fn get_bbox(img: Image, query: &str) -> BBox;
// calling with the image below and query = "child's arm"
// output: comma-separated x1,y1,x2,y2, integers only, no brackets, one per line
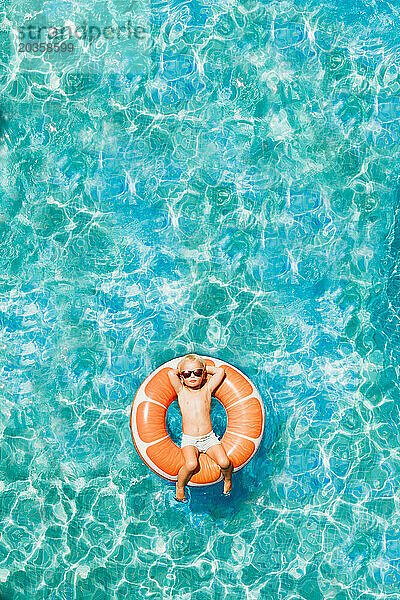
168,368,183,394
206,366,225,393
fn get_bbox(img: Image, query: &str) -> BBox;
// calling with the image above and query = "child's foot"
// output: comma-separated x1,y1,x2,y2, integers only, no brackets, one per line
175,487,186,502
223,479,232,495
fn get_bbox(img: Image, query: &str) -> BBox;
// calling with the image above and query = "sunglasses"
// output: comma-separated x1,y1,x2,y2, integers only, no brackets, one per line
180,369,204,379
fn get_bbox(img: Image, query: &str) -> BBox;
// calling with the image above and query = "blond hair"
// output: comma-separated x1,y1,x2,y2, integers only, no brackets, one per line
177,353,205,372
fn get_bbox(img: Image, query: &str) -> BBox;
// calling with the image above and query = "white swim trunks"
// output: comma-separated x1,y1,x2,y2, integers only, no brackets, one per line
181,430,221,453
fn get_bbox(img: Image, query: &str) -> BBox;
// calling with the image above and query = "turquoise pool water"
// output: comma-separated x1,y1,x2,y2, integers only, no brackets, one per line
1,0,400,598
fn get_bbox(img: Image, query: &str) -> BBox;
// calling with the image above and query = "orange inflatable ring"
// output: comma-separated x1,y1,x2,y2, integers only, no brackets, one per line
130,356,265,486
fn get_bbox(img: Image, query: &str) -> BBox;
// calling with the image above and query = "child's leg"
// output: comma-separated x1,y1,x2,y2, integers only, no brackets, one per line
205,444,233,494
176,445,200,501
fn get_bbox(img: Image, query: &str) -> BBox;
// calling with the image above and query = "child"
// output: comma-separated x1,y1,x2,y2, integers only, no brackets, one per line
168,354,233,501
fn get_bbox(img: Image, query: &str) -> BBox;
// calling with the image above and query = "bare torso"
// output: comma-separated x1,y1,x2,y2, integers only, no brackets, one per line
177,382,212,437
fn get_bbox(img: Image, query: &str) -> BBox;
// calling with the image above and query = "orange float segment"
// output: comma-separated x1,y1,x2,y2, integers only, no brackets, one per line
146,437,184,478
221,432,255,468
145,368,176,407
190,454,221,485
136,401,167,443
214,365,253,408
226,397,263,439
